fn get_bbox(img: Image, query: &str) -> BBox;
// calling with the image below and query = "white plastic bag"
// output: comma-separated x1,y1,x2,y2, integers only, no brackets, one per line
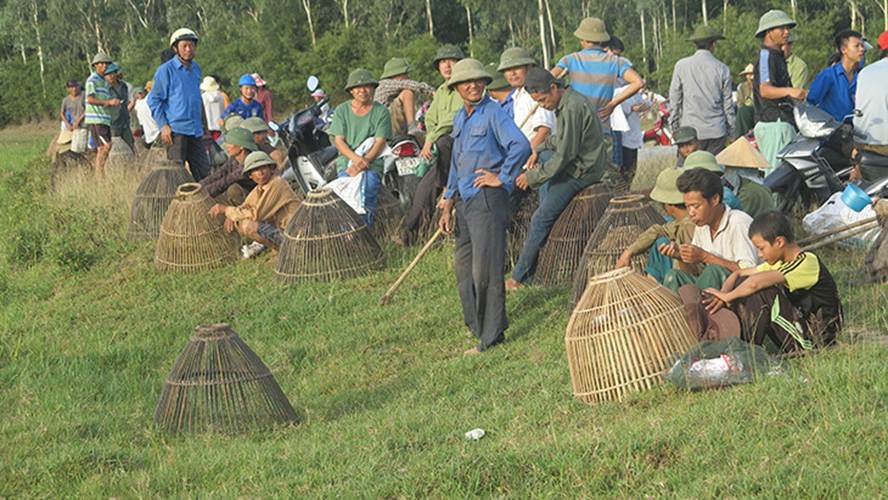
326,171,366,214
70,129,88,153
802,192,880,248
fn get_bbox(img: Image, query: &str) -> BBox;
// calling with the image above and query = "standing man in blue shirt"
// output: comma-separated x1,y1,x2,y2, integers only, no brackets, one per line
438,59,531,355
148,28,210,180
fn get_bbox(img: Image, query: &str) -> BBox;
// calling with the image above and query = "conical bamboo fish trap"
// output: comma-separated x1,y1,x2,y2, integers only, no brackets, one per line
572,194,665,303
861,219,888,284
508,190,540,266
154,183,239,272
140,146,168,172
371,186,405,242
566,268,697,404
128,160,194,240
154,323,298,433
106,137,136,174
274,187,385,283
534,183,613,287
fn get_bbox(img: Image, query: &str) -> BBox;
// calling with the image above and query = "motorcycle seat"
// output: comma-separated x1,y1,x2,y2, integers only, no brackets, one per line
310,144,339,167
859,150,888,167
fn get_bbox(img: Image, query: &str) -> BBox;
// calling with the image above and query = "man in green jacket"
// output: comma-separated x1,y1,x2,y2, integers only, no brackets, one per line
396,45,465,245
506,67,609,289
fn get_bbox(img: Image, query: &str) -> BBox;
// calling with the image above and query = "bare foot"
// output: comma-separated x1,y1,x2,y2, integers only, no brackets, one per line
505,278,523,291
463,347,481,356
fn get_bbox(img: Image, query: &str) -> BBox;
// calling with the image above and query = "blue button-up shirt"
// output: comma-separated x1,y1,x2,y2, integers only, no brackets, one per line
807,62,858,122
148,57,204,137
444,95,531,201
500,89,516,119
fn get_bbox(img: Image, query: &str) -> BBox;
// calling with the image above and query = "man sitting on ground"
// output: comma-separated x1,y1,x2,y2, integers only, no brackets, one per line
703,211,842,353
200,127,258,206
662,168,758,292
241,116,286,166
674,126,700,167
615,168,696,283
505,67,607,290
210,151,300,258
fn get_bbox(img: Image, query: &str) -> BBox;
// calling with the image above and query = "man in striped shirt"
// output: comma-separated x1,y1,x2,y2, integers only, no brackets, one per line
551,17,644,133
84,52,121,177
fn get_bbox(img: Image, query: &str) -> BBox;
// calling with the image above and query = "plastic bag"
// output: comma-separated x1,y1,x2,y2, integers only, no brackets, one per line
70,129,89,154
326,171,366,214
802,192,879,248
665,337,788,390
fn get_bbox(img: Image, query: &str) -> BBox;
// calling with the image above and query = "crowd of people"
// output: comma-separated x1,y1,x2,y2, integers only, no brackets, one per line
51,9,888,357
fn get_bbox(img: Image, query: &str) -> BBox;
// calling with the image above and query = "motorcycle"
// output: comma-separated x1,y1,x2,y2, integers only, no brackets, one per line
382,134,423,207
643,101,672,146
277,76,337,194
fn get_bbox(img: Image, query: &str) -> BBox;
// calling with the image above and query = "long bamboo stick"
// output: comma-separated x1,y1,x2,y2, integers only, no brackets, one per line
379,226,445,305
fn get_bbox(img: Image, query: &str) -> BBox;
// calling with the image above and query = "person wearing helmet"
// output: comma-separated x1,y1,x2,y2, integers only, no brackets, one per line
200,127,259,206
374,58,435,137
147,28,211,180
84,52,121,177
221,74,265,123
241,116,285,166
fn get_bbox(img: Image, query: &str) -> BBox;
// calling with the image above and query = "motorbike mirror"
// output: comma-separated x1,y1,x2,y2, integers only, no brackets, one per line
854,109,863,117
307,75,319,92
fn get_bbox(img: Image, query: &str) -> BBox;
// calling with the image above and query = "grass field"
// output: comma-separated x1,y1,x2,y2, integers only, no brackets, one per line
1,127,886,497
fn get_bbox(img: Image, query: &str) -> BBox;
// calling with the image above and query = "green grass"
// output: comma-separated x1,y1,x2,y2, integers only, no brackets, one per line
1,128,886,497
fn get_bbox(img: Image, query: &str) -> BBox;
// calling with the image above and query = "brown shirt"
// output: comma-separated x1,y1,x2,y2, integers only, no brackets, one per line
224,175,299,229
626,215,696,256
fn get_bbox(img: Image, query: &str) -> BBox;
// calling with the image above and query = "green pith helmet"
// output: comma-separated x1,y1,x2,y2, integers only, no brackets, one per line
756,10,796,38
446,58,492,90
223,114,244,134
574,17,610,43
242,151,276,174
683,151,724,174
345,68,379,91
497,47,536,72
91,52,112,65
381,57,411,79
650,168,685,205
673,126,698,145
433,45,465,67
241,117,270,134
223,127,258,151
486,63,510,91
688,24,725,43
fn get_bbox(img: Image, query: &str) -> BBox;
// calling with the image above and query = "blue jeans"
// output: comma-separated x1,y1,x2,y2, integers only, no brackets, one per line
611,130,623,168
511,174,592,283
337,169,382,227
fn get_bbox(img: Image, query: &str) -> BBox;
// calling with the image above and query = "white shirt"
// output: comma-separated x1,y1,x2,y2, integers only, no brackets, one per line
134,98,159,144
512,86,556,140
616,85,645,149
691,206,759,269
202,90,226,132
609,99,630,133
854,58,888,146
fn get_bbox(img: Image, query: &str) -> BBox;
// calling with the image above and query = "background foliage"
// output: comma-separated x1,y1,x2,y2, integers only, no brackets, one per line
0,0,881,125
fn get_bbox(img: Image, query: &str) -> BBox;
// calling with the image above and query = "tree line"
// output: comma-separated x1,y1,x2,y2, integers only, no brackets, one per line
0,0,883,126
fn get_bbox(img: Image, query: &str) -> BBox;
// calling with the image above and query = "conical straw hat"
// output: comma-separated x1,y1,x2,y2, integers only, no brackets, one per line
716,137,771,169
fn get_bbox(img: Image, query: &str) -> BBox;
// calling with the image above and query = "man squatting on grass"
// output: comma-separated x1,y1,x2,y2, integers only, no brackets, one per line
505,67,609,290
438,59,531,356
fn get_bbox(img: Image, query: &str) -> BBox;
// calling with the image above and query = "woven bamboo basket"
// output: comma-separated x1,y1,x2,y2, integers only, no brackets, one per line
154,183,239,272
565,268,697,404
106,137,136,174
371,186,405,242
128,161,194,240
274,187,385,283
154,323,298,433
862,219,888,284
139,146,168,172
534,183,613,287
508,190,540,266
572,194,665,303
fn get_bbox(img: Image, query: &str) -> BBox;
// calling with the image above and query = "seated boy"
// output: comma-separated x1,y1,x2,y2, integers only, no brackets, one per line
703,211,842,353
615,167,697,283
210,151,300,258
662,168,758,292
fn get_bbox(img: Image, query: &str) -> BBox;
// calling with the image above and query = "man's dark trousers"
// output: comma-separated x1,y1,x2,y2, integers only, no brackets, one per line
168,133,210,181
454,187,509,350
401,135,453,243
511,174,591,283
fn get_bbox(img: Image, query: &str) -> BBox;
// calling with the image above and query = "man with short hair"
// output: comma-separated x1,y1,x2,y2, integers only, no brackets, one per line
853,30,888,158
551,17,644,131
60,80,85,133
661,168,758,292
148,28,210,180
753,10,807,170
329,68,392,227
505,67,608,290
241,116,286,166
84,52,121,177
200,127,258,206
437,59,531,355
396,45,465,245
222,74,265,122
784,32,809,89
104,63,134,151
807,30,864,122
668,25,734,156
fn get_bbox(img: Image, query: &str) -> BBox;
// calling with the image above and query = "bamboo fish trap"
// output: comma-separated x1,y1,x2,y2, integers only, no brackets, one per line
508,190,540,266
861,217,888,284
153,323,298,433
128,160,193,240
154,183,239,272
565,268,697,404
534,183,613,287
139,146,168,172
274,187,385,283
371,186,405,242
572,194,665,304
106,136,136,171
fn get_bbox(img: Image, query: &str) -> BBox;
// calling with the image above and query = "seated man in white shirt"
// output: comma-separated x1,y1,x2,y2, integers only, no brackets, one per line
496,47,556,162
661,167,759,292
